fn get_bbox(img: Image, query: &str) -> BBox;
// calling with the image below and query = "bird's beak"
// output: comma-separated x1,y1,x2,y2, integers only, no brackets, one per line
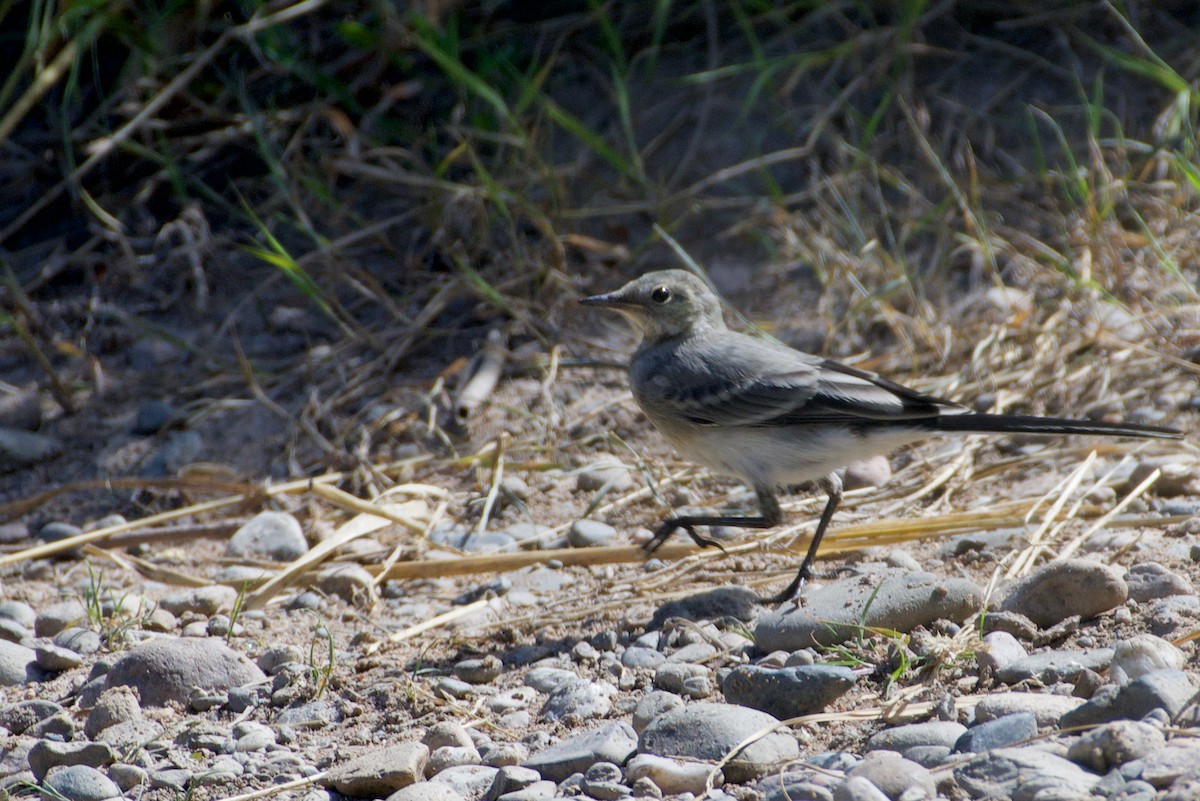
580,291,631,309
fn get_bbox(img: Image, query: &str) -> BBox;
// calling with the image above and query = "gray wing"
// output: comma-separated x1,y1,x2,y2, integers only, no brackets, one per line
648,335,964,428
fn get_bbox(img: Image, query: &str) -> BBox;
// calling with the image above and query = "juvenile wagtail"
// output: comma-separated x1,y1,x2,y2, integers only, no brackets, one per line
583,269,1182,602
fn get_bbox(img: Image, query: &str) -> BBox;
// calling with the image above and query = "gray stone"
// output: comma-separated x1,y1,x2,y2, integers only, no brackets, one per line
721,664,855,719
621,646,666,669
34,600,88,637
454,655,502,685
953,746,1098,800
973,693,1084,728
539,678,614,722
575,459,635,493
494,780,555,801
1125,562,1193,601
486,765,541,799
1141,740,1200,787
478,743,527,769
650,586,761,626
93,719,165,752
427,745,481,776
159,585,239,616
426,764,497,799
1146,594,1200,637
54,627,101,656
0,601,36,629
104,636,267,706
324,742,429,797
976,631,1027,677
523,666,577,693
954,713,1037,753
997,648,1113,685
0,640,39,686
845,751,934,800
844,455,892,491
42,765,120,801
108,763,148,793
524,721,638,782
1066,720,1166,772
999,559,1127,627
632,691,685,734
0,427,62,473
387,783,465,801
638,702,800,782
653,662,711,698
34,641,84,672
424,722,474,750
226,511,308,561
316,563,376,605
568,519,618,547
0,700,64,735
624,754,721,795
29,741,118,781
865,721,966,753
1061,669,1197,727
755,571,983,649
150,768,192,791
84,686,142,738
833,776,891,801
1111,634,1186,684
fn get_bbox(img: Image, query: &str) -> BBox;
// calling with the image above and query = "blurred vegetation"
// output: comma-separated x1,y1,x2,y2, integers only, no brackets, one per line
1,0,1198,424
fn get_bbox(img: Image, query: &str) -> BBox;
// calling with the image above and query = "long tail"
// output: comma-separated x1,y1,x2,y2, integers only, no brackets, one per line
930,413,1182,440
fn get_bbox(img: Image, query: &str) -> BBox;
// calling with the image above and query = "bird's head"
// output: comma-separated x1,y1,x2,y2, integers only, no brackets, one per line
581,269,725,342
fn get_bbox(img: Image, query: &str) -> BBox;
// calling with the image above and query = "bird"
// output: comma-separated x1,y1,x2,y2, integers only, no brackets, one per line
581,269,1183,602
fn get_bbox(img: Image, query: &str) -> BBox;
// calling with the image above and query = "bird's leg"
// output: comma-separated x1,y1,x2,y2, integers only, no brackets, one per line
770,472,843,603
644,485,782,554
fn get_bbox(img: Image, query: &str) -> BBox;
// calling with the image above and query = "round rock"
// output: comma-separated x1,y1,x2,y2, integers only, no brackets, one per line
721,664,855,719
638,702,800,782
42,765,121,801
756,571,983,649
105,636,267,707
226,511,308,561
999,558,1127,628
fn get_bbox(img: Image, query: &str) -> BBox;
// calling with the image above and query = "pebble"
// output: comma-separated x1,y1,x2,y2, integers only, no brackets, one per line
865,721,966,753
973,692,1084,728
34,641,85,672
845,751,935,800
843,455,892,491
998,558,1127,627
996,647,1113,685
953,746,1099,800
523,721,638,782
487,764,541,798
108,763,148,792
721,664,856,719
524,667,577,693
324,742,428,797
976,630,1027,677
28,741,118,781
1145,595,1200,637
104,636,267,707
0,699,63,735
0,639,39,686
1140,740,1200,787
1061,669,1197,727
94,718,165,751
226,511,309,561
639,702,800,782
649,586,760,626
478,742,527,768
568,519,618,547
428,765,497,798
625,753,720,795
0,600,36,629
632,691,686,734
0,427,63,473
426,745,483,776
653,662,712,698
455,655,502,684
84,686,141,738
316,564,376,605
539,678,615,722
54,627,101,656
574,459,636,493
41,764,121,801
1066,720,1166,772
34,600,88,637
387,783,465,801
1110,634,1186,684
954,712,1037,753
1124,562,1193,601
755,571,983,649
833,775,890,801
621,646,666,669
159,585,239,616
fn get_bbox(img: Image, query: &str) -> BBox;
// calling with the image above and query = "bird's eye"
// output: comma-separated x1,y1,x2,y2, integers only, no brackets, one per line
650,286,671,304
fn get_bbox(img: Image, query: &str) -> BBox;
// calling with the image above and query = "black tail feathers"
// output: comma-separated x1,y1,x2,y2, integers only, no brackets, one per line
931,412,1182,440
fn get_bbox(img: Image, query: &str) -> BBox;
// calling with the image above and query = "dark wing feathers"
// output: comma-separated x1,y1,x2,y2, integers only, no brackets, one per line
662,335,962,428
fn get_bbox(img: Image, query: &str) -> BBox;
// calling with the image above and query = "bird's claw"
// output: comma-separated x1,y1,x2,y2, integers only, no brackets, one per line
644,520,727,554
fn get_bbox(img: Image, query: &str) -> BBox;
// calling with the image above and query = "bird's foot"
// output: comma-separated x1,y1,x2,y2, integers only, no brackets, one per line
644,520,727,554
